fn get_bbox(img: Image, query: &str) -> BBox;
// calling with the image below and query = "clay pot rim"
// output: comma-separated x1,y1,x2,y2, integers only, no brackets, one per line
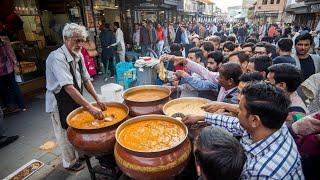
122,85,171,103
163,97,212,116
115,114,189,154
66,102,129,130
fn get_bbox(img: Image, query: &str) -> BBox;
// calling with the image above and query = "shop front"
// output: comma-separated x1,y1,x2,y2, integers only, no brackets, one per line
285,1,308,24
13,0,90,96
6,0,100,96
2,0,48,96
177,0,198,22
121,0,179,45
127,0,179,24
255,12,280,24
309,3,320,29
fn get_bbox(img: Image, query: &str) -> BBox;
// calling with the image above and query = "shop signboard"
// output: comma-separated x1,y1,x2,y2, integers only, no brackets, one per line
163,0,179,6
310,3,320,13
255,12,278,17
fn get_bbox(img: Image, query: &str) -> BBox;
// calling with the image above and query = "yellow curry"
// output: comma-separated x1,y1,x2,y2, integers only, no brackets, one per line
125,89,168,102
118,120,185,152
68,106,127,129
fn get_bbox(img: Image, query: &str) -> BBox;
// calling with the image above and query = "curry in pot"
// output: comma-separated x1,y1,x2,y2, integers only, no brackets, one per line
118,120,185,152
125,89,168,102
69,106,127,129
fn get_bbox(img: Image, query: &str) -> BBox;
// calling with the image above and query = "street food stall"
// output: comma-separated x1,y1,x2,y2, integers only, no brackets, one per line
65,84,211,180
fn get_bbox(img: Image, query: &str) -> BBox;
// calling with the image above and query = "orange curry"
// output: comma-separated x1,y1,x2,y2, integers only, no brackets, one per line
68,106,127,129
126,89,168,102
118,120,185,152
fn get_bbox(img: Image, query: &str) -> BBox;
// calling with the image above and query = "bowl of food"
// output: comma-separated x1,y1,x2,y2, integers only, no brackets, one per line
66,102,129,156
163,97,211,140
123,85,171,117
163,97,211,117
114,115,191,179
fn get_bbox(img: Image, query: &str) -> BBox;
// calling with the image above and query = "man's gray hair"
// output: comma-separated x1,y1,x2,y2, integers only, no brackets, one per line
62,23,88,41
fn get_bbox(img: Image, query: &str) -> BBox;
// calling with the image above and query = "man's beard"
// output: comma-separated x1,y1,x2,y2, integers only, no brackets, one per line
296,50,307,56
72,48,81,56
207,67,217,72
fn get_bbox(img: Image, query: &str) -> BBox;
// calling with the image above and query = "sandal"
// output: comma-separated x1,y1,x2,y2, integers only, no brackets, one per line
66,161,85,171
3,108,21,115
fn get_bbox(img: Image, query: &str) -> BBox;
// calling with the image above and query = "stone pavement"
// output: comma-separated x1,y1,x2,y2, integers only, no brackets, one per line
0,75,115,179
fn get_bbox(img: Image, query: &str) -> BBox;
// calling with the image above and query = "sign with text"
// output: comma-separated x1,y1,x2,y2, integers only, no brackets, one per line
310,3,320,13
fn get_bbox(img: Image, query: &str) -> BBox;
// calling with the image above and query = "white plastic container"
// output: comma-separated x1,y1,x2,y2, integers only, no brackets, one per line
100,83,124,103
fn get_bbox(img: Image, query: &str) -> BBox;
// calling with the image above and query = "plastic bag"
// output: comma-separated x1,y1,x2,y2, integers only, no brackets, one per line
159,61,166,81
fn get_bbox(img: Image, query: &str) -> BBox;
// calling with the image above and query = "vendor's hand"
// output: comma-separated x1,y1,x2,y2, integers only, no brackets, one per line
172,58,187,66
201,102,227,113
163,85,176,93
182,115,204,125
159,54,175,62
215,109,226,114
159,55,166,62
96,100,106,111
88,105,104,120
175,70,189,78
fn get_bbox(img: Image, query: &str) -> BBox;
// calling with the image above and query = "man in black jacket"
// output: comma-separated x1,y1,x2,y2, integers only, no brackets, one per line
99,23,115,80
174,22,182,44
140,20,151,56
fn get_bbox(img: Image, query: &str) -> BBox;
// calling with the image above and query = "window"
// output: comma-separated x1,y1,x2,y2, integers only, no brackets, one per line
270,0,274,4
276,0,280,4
262,0,268,5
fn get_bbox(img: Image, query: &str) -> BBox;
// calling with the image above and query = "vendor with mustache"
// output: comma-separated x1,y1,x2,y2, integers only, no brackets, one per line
45,23,105,171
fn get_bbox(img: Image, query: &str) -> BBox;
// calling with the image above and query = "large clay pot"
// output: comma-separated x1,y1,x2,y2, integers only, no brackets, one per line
123,85,171,117
114,115,191,180
66,102,129,156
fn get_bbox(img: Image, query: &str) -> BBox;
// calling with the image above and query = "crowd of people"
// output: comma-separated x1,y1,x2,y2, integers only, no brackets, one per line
2,15,320,179
130,20,320,57
42,20,320,179
151,20,320,180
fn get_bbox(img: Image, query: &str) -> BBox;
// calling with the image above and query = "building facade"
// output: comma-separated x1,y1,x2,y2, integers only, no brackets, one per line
254,0,287,24
227,6,242,21
302,0,320,29
242,0,255,22
285,0,320,29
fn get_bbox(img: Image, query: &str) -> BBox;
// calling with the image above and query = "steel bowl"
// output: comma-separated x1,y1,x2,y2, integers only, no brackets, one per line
163,97,211,117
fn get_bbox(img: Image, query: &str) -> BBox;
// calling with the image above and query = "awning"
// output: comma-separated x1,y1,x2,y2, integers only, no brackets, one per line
285,2,308,14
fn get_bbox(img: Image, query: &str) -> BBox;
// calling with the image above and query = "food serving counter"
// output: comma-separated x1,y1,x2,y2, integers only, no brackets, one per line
66,85,211,180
